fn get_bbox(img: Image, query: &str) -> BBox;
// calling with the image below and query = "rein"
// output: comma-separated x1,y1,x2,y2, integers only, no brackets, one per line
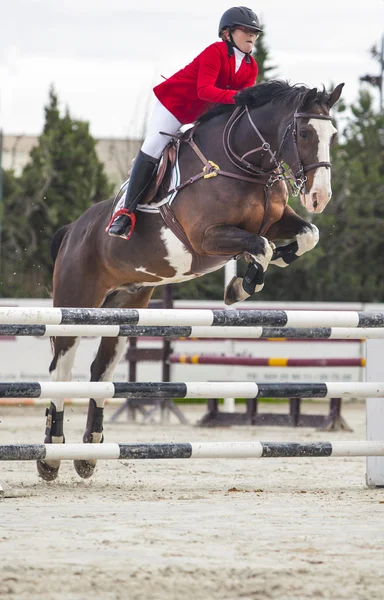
222,106,275,184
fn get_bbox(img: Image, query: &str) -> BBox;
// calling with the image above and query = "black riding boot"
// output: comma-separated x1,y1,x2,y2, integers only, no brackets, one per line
107,150,159,239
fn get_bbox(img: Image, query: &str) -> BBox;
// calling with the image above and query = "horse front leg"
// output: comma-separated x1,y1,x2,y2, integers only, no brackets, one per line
267,204,319,268
200,225,274,305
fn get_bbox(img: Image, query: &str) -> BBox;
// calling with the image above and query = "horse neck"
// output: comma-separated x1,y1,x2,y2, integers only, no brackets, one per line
193,117,229,163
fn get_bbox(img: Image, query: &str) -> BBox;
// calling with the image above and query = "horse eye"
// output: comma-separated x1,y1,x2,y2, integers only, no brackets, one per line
299,130,308,140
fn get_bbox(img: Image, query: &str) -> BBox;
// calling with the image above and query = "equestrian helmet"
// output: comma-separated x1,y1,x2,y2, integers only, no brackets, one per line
218,6,262,36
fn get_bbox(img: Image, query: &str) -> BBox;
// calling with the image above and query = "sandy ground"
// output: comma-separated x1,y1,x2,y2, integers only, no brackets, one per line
0,401,384,600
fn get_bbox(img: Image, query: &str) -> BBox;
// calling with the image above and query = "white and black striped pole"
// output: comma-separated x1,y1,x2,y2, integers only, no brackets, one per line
2,324,384,339
366,338,384,487
1,381,384,399
223,260,237,413
1,307,384,327
3,324,384,338
1,441,384,461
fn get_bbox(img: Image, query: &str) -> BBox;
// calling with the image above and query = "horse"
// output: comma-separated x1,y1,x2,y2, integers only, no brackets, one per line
37,79,344,481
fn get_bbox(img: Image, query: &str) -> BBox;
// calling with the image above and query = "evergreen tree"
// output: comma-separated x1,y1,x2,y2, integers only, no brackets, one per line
0,86,113,298
360,39,384,113
0,169,23,295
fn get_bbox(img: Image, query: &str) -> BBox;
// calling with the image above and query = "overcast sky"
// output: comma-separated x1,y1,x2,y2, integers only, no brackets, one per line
1,0,383,138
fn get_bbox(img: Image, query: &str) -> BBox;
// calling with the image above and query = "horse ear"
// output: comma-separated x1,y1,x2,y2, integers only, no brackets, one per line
327,83,345,108
299,88,318,112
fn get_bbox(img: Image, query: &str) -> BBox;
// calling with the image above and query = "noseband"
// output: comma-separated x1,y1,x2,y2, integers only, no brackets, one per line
223,105,334,196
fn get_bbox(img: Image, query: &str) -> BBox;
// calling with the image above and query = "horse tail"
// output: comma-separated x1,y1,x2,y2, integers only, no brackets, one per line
49,225,71,340
51,224,71,268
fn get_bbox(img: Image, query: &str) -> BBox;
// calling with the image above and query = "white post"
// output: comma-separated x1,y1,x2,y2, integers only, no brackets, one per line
366,338,384,486
223,261,237,413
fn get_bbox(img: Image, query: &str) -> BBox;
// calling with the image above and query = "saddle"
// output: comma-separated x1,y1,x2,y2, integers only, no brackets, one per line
140,142,178,206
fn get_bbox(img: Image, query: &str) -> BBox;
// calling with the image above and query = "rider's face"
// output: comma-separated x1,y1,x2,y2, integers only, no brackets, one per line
229,27,258,53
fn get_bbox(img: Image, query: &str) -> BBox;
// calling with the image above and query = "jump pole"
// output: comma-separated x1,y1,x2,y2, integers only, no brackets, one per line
169,355,366,367
1,381,384,399
2,324,384,339
2,307,384,327
1,441,384,461
0,398,126,407
366,338,384,486
223,260,237,412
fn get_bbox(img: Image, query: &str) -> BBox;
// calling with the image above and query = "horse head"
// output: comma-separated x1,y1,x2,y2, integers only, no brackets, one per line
278,83,344,214
225,81,344,214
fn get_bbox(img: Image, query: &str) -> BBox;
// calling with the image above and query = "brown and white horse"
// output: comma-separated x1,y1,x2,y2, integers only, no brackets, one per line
38,80,343,481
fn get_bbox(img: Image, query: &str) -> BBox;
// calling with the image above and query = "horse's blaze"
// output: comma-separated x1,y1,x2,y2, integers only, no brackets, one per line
301,118,337,214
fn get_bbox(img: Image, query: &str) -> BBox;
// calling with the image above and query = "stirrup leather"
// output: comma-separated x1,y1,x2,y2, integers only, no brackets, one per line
106,208,137,240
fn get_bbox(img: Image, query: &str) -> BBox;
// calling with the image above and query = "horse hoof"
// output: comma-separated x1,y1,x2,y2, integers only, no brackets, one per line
224,293,237,306
74,433,104,479
224,276,249,305
36,459,60,481
224,275,240,305
73,459,96,479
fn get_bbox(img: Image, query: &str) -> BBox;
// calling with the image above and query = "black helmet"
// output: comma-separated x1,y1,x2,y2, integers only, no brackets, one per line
218,6,262,36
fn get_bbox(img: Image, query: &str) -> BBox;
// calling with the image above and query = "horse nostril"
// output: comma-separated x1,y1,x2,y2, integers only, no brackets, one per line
312,193,318,209
313,200,318,209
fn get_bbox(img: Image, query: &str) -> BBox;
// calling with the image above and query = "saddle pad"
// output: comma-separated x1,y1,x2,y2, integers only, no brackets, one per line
111,148,181,218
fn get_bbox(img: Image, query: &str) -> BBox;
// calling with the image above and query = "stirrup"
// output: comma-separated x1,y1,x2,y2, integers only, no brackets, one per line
106,209,137,240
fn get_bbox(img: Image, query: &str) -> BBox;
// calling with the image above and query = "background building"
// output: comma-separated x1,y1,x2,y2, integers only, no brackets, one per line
2,134,142,188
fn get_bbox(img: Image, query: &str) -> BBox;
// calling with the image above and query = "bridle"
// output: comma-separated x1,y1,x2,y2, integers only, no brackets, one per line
158,101,334,202
223,105,334,196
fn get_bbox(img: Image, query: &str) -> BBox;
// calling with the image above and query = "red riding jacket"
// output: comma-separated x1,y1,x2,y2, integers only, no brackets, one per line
153,41,258,124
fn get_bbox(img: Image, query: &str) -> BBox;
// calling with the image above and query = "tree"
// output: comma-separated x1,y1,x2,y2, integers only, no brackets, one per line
360,37,384,114
0,168,23,295
0,86,113,298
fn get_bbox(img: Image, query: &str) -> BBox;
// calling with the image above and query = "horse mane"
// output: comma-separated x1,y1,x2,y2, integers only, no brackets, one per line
198,80,330,125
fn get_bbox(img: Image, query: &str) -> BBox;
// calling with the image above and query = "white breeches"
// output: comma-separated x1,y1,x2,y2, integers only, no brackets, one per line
141,99,182,159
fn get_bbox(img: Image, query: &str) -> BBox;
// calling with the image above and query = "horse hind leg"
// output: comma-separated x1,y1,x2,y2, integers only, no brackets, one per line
73,336,127,479
73,287,155,479
37,250,109,481
37,336,80,481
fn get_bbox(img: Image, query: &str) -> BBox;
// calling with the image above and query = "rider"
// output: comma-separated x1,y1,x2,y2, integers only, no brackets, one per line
107,6,262,240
